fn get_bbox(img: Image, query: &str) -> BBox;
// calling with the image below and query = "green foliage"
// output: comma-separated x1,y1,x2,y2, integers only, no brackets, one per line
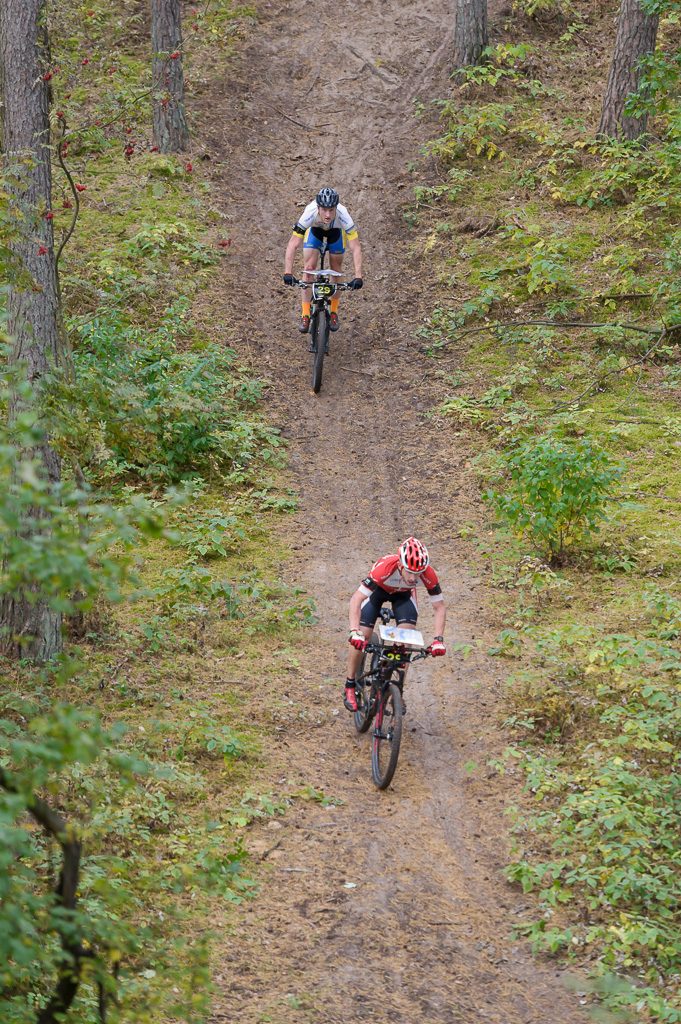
48,305,282,484
512,0,569,17
508,754,681,962
485,435,623,560
172,703,248,763
642,585,681,640
0,699,252,1022
425,102,514,162
0,356,168,622
488,627,523,657
172,506,249,559
455,43,550,98
416,5,681,1017
412,168,473,207
504,619,681,1021
481,224,579,297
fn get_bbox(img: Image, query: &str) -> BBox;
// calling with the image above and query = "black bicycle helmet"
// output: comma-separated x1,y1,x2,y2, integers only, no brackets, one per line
316,186,340,208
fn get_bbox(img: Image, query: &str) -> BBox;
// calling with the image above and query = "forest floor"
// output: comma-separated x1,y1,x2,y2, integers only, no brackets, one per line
190,1,594,1021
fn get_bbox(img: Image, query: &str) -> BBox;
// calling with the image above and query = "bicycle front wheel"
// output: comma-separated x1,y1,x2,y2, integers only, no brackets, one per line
311,310,328,394
371,682,403,790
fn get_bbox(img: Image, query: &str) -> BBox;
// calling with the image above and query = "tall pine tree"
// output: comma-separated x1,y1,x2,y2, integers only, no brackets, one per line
151,0,190,152
599,0,659,139
0,0,64,660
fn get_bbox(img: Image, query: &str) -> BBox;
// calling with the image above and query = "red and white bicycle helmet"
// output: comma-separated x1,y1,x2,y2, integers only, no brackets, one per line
398,536,430,574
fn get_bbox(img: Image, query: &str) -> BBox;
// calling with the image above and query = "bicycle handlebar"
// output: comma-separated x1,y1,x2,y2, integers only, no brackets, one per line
365,643,431,661
294,278,352,290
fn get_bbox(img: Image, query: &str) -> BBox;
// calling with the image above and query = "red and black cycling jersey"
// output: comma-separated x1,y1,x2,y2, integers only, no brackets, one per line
358,554,443,603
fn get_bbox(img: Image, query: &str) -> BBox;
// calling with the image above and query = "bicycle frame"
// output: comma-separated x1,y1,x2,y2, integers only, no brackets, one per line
294,247,350,393
356,612,428,722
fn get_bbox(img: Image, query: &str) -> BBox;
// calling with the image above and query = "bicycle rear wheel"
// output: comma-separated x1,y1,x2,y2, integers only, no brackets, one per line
353,635,379,734
371,682,403,790
311,309,327,394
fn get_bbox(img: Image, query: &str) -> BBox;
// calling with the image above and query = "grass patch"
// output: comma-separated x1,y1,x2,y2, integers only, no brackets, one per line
411,2,681,1019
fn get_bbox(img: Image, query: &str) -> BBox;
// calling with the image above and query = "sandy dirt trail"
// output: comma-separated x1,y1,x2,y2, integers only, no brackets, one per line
196,1,591,1021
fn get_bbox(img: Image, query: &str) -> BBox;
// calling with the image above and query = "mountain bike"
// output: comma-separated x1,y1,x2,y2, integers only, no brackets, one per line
293,249,351,393
351,609,431,790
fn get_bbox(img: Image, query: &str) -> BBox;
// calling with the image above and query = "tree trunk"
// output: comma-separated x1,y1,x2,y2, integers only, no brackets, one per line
598,0,659,139
453,0,488,68
0,0,63,661
151,0,190,153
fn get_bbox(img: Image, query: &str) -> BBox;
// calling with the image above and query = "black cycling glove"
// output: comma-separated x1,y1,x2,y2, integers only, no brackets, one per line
283,274,296,286
348,277,364,290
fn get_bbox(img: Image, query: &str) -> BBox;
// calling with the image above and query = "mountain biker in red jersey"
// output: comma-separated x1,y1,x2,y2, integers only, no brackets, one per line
283,186,363,335
343,537,447,711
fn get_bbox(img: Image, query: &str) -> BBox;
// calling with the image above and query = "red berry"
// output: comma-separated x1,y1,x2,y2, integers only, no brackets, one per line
56,110,65,119
75,183,87,192
217,239,231,248
45,211,54,220
150,145,159,152
170,51,180,59
81,58,90,65
63,200,73,209
42,71,53,81
37,245,48,255
184,161,193,172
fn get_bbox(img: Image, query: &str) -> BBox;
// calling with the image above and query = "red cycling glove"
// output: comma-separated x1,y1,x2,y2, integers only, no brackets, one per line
349,630,367,651
429,637,446,657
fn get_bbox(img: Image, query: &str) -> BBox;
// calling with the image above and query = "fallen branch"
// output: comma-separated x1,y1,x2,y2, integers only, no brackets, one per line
272,106,332,131
438,318,680,348
347,45,398,84
596,292,654,301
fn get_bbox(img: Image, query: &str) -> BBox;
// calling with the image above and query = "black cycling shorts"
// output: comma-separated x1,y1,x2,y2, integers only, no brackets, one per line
359,587,418,628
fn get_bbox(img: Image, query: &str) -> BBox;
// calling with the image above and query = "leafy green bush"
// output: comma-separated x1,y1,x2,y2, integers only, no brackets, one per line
485,435,623,560
480,225,579,298
412,168,473,207
49,304,282,484
0,699,251,1023
505,625,681,1022
0,362,169,631
172,506,249,559
455,43,550,98
425,102,514,161
173,703,247,763
511,0,569,18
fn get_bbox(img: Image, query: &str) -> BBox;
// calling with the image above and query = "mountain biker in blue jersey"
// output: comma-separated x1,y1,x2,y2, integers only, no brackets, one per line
283,187,364,334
